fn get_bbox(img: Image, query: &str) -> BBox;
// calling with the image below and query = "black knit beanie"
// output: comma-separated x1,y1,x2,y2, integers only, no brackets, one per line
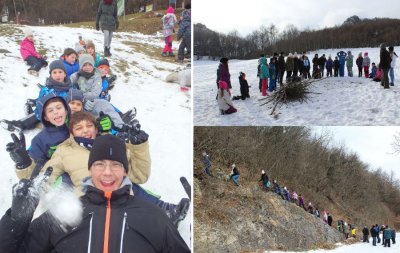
49,60,67,74
88,135,128,172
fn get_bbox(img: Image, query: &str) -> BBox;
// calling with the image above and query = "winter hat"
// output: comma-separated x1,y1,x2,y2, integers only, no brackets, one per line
88,134,129,172
231,163,236,168
364,52,368,56
63,48,77,57
66,89,85,104
49,60,67,74
202,152,207,156
86,40,96,50
262,170,265,174
24,27,33,37
388,46,394,52
380,43,386,49
167,6,174,13
218,80,228,90
289,53,293,57
79,54,95,69
98,58,110,67
74,44,85,54
220,57,229,63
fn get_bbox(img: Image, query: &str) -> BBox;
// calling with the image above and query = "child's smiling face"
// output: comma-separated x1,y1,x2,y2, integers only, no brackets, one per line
65,53,77,65
44,99,67,127
51,69,66,82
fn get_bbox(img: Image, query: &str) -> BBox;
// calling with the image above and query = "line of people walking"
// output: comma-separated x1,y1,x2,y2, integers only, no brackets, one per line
362,224,396,247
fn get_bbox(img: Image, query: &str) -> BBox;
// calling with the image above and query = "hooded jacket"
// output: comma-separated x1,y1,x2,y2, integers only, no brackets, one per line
20,38,41,61
96,0,118,32
177,9,191,40
0,177,189,253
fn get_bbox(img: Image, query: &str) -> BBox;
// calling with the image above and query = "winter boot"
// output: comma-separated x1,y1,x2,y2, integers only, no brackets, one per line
104,47,109,57
161,52,168,57
168,52,175,57
163,198,190,227
0,119,24,132
28,69,39,77
107,47,112,57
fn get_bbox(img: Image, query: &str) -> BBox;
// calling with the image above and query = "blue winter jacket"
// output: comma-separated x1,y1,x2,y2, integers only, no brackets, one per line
177,9,191,40
29,93,70,162
62,59,79,77
384,228,391,239
326,59,333,70
260,57,269,79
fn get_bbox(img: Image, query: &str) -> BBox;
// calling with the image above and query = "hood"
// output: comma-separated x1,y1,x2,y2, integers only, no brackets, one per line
36,92,71,127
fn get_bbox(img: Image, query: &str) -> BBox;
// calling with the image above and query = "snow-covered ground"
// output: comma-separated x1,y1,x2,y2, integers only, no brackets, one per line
194,47,400,125
267,234,399,252
0,24,191,246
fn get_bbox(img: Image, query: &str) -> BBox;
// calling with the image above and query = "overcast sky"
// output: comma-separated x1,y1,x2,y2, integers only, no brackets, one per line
194,0,400,36
312,127,400,181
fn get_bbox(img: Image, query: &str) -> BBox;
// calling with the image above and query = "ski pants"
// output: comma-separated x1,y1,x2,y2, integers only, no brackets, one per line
26,56,48,71
204,165,212,176
103,30,113,48
389,67,395,84
384,239,391,247
178,35,191,60
232,175,239,185
372,236,376,246
364,66,369,78
381,68,390,88
347,66,353,77
163,35,173,53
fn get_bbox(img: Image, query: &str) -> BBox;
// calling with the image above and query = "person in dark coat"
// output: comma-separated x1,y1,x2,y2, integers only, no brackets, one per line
217,57,231,89
259,170,269,191
277,52,286,85
302,53,311,79
327,212,333,226
202,151,212,176
384,225,391,247
380,43,392,89
177,4,191,62
356,52,363,77
96,0,119,57
298,194,305,210
370,225,377,246
0,135,190,253
238,72,250,100
362,226,370,242
326,55,333,77
312,54,320,78
333,56,340,77
318,54,327,77
391,228,396,244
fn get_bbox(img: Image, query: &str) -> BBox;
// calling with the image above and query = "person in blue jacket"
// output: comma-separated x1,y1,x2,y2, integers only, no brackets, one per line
230,163,240,186
61,48,79,77
337,51,347,77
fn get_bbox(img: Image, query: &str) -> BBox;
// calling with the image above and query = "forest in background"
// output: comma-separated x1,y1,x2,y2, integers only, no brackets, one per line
194,16,400,59
0,0,190,24
194,127,400,228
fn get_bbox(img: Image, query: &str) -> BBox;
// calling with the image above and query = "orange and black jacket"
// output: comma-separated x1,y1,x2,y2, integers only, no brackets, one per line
0,181,190,253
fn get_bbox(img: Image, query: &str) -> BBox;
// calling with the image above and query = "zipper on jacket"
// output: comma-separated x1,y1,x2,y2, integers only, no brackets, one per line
119,212,127,253
87,212,94,253
103,191,112,253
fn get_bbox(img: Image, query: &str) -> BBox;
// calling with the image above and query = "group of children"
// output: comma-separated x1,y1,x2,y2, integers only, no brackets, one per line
161,4,191,62
2,27,190,227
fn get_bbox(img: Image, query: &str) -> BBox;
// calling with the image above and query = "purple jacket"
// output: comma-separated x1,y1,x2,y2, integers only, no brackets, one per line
20,38,42,61
217,63,231,88
299,196,305,206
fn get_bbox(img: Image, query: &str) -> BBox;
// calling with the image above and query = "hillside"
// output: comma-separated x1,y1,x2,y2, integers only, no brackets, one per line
194,173,344,252
194,17,400,59
0,23,191,246
194,127,400,251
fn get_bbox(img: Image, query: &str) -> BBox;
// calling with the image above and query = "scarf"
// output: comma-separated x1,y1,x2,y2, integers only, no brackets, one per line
74,137,94,150
45,77,72,92
77,70,95,79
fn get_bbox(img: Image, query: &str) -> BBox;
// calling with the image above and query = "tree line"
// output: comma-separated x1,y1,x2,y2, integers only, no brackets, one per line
194,16,400,60
194,127,400,228
0,0,190,24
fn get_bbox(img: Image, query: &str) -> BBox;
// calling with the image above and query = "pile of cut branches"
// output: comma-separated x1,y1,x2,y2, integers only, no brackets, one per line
259,78,324,115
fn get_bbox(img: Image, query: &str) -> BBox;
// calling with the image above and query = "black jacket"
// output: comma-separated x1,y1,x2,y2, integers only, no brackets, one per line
362,227,369,236
380,49,392,69
239,76,249,96
0,181,190,253
278,55,286,71
259,174,268,184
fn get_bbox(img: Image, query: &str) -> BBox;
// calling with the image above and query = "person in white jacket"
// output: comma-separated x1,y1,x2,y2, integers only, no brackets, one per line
389,46,398,86
217,80,237,115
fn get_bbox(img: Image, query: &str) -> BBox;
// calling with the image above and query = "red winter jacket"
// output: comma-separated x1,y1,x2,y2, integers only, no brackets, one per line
20,38,41,61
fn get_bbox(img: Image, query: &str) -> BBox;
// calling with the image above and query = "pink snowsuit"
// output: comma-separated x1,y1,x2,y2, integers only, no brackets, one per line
20,37,41,61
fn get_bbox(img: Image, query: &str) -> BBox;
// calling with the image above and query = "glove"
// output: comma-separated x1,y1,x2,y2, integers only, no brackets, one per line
10,167,53,222
6,132,32,169
96,111,114,132
84,99,95,111
96,23,100,31
129,130,149,145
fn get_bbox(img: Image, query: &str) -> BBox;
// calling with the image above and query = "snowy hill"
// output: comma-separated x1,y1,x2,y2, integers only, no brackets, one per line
0,24,191,246
194,47,400,126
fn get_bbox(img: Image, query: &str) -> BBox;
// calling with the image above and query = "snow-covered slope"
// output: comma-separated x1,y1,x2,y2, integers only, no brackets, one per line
0,24,191,246
194,47,400,126
267,234,399,252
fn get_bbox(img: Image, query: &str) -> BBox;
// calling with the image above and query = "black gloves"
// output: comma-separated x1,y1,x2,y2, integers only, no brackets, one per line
10,167,53,222
96,111,114,133
6,132,32,169
117,124,149,145
96,23,100,31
